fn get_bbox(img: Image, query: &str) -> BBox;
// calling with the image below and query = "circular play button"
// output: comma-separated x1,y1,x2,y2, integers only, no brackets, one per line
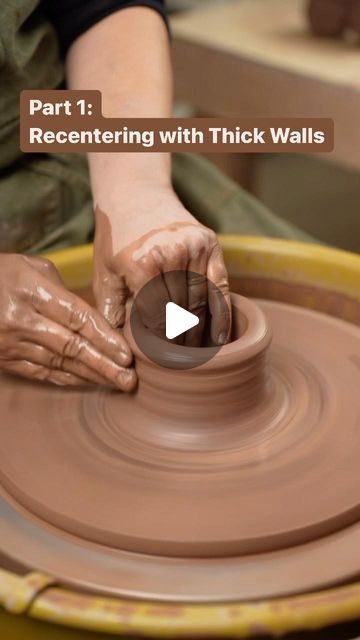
129,270,230,370
165,302,200,340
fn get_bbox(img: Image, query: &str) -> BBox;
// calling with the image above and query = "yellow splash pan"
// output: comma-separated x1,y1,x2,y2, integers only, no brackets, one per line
0,236,359,638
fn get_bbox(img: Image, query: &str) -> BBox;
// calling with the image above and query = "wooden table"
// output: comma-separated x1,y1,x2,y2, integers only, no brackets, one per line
171,0,360,171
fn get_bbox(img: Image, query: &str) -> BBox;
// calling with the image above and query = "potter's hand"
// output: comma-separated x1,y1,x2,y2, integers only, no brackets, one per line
0,254,136,390
93,189,231,346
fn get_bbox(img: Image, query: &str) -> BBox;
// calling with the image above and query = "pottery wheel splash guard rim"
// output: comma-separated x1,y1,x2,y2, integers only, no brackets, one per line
1,493,360,603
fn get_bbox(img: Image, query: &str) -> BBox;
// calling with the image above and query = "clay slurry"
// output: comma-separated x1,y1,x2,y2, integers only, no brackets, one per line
129,270,230,369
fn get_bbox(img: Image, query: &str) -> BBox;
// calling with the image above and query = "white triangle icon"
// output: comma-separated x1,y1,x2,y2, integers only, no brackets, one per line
165,302,199,340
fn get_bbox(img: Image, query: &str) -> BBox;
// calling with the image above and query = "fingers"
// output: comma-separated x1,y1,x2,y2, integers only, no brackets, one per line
25,256,64,286
136,273,170,339
184,271,208,347
207,244,231,346
94,271,128,329
185,241,208,347
163,270,188,310
19,342,112,387
163,270,188,345
2,360,89,387
160,244,188,309
138,248,188,341
31,280,133,369
28,314,137,392
133,253,171,339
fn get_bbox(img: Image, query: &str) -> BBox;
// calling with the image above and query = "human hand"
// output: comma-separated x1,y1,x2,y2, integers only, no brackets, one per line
93,187,231,346
0,254,137,390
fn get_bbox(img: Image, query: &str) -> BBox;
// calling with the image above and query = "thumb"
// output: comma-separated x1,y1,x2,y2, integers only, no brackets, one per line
94,270,128,329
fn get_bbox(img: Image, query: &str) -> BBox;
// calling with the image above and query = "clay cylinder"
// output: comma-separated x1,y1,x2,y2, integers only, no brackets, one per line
125,294,272,449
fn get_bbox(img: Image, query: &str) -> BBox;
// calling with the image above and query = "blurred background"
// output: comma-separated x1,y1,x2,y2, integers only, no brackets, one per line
168,0,360,253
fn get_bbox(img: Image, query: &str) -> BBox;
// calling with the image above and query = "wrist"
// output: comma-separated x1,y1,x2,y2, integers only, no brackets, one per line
94,187,198,255
98,184,191,221
89,151,172,199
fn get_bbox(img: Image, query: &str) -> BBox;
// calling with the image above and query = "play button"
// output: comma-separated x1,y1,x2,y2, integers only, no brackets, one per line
165,302,199,340
128,270,230,370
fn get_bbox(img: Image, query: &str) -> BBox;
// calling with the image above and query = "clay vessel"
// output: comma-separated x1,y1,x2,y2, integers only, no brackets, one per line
123,293,272,450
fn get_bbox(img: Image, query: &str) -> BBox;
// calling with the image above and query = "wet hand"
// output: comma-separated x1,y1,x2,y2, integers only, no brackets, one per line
0,254,137,390
93,188,231,346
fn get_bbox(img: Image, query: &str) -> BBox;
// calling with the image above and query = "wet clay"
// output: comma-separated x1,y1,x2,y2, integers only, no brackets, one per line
0,292,359,602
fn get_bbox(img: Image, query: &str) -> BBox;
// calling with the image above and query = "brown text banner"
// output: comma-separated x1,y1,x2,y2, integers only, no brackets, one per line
20,90,334,154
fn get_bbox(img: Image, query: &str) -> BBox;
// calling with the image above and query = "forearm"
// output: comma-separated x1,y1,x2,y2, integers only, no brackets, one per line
66,6,173,207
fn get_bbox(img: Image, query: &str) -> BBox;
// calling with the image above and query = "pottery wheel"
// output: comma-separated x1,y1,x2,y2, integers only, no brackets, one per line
0,297,359,601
